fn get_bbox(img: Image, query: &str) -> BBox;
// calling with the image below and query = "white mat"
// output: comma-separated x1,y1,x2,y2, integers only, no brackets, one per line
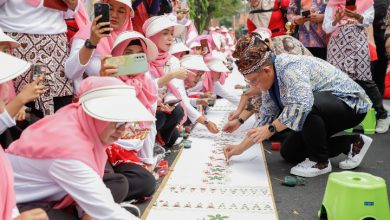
145,98,278,220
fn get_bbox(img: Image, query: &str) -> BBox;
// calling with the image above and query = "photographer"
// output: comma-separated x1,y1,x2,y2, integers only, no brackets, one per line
287,0,328,60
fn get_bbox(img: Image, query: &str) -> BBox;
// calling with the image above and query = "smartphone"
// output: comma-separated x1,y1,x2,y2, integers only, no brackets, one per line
346,0,356,6
30,63,44,82
164,99,182,106
94,3,110,35
106,53,148,76
200,39,210,54
301,10,310,18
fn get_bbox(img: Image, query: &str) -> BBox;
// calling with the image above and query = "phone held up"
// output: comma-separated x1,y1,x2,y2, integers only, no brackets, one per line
301,10,310,18
94,3,110,34
200,39,210,55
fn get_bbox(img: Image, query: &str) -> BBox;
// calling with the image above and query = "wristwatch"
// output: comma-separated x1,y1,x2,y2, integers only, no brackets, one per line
238,118,245,125
268,123,277,135
204,120,209,125
84,39,97,49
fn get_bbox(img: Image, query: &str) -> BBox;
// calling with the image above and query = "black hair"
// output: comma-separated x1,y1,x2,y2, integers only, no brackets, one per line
127,39,142,47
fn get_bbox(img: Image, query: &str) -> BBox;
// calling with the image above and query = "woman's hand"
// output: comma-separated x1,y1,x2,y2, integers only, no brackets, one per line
333,7,345,26
196,98,209,106
14,208,48,220
206,121,219,134
228,111,240,121
15,107,26,121
223,144,245,160
99,56,118,76
171,68,196,80
246,125,272,143
17,76,45,104
309,13,324,23
159,103,174,113
344,9,363,23
293,16,309,25
222,119,241,133
90,15,113,46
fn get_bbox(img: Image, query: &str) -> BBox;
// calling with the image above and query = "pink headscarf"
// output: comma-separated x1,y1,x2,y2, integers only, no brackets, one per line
148,34,188,124
0,148,15,220
72,0,134,56
6,77,125,208
0,82,15,105
202,71,227,93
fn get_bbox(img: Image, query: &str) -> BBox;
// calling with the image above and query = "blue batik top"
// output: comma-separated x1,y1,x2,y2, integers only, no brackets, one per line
258,54,372,131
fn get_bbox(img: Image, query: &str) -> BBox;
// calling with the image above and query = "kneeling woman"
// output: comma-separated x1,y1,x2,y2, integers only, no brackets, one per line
225,34,373,178
6,77,154,219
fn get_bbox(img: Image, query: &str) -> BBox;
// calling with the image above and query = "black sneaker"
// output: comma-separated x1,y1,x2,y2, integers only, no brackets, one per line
120,202,141,217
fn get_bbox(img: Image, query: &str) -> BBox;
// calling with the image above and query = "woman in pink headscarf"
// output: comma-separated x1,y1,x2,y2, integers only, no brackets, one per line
143,15,219,147
65,0,134,92
100,31,158,201
5,76,154,220
323,0,390,134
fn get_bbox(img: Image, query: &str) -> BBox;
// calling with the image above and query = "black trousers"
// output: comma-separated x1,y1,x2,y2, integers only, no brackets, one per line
26,95,74,119
372,27,387,95
156,105,185,147
114,163,156,201
307,47,327,61
280,92,366,163
356,80,388,119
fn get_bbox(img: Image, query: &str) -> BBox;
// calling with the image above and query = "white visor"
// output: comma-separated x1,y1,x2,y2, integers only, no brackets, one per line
143,15,185,38
180,55,209,72
111,31,158,62
205,57,229,73
169,42,190,55
0,52,30,84
79,85,155,122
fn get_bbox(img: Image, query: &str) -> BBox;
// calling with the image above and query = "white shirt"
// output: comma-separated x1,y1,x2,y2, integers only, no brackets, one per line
0,0,77,34
65,38,102,93
163,56,202,123
322,5,374,34
6,154,139,220
0,109,15,134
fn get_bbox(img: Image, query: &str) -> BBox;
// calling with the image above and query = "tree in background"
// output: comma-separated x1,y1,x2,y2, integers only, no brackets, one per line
187,0,242,33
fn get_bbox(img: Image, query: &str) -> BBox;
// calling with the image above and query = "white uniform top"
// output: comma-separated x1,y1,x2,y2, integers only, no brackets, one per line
6,155,139,220
147,56,202,123
0,0,77,34
0,109,15,134
65,38,102,93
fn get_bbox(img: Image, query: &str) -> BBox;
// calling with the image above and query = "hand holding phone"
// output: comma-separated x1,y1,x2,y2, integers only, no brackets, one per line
94,3,110,35
105,54,148,76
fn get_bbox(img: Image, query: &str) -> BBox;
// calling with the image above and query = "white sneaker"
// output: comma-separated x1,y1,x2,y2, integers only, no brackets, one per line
339,134,372,170
376,117,390,133
120,201,141,217
290,158,332,177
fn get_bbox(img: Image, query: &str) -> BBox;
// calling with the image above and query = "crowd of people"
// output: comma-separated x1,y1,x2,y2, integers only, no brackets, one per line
1,0,390,219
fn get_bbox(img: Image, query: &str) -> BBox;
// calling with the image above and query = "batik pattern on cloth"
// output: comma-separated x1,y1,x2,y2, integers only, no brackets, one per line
327,24,372,81
7,32,73,116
